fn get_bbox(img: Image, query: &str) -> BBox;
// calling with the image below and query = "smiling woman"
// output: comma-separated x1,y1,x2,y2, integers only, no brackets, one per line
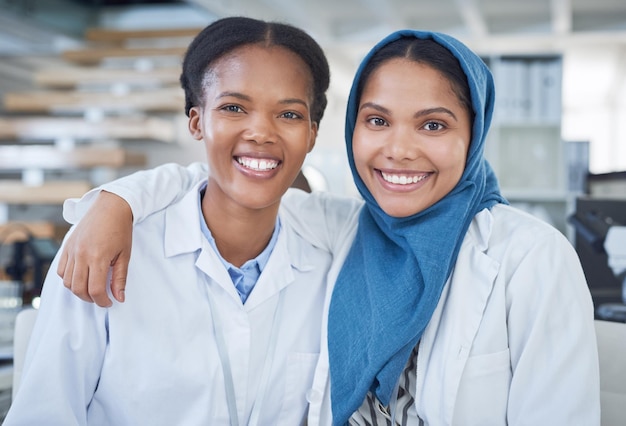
3,16,346,426
353,59,471,217
325,30,599,426
186,44,318,265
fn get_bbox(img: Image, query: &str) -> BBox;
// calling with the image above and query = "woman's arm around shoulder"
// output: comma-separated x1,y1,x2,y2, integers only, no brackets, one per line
280,188,363,253
63,162,207,225
58,162,207,307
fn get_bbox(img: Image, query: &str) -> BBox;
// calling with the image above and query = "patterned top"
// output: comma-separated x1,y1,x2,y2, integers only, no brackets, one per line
349,345,423,426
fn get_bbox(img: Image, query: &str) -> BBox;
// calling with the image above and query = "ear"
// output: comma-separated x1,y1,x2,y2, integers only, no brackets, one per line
188,107,203,140
307,122,318,153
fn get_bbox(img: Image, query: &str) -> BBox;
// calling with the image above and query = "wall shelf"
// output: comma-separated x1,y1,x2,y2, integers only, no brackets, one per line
0,116,176,143
483,54,575,236
0,181,92,205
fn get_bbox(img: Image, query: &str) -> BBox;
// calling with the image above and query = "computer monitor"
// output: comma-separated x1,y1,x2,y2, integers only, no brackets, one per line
570,197,626,317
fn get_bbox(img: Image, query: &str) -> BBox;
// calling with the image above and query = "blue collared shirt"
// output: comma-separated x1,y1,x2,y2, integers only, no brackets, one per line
198,184,280,303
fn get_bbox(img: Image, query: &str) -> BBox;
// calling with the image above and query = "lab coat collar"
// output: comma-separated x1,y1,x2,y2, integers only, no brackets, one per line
463,207,494,253
162,180,314,310
163,180,239,302
241,214,315,311
164,180,206,257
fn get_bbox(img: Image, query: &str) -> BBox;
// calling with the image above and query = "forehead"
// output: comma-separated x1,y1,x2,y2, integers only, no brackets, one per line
220,44,308,68
363,58,455,100
204,44,313,94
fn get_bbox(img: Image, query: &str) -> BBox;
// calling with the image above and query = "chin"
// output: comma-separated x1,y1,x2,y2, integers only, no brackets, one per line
378,203,418,218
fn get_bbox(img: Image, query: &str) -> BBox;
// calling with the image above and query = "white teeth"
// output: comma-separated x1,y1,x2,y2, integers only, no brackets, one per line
381,172,427,185
237,157,278,171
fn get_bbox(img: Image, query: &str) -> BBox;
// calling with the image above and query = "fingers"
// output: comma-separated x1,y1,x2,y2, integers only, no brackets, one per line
58,230,77,291
57,228,114,307
58,232,92,303
70,260,96,303
56,190,133,306
109,252,129,303
86,261,113,308
57,242,69,283
65,249,114,307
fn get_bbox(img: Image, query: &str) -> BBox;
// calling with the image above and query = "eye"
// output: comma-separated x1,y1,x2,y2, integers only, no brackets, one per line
221,104,244,113
280,111,303,120
422,121,445,131
367,117,388,127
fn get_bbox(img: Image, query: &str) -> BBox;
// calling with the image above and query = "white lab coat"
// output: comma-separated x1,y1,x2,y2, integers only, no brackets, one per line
282,191,600,426
5,179,360,426
49,163,600,425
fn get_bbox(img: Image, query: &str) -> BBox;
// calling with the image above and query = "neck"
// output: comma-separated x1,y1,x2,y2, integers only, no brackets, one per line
201,192,279,268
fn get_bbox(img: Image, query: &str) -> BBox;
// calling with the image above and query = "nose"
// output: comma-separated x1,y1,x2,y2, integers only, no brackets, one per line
382,126,420,161
243,113,277,144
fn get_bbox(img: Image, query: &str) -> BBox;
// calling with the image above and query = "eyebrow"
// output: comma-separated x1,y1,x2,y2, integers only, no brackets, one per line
217,91,308,109
279,98,309,109
216,91,251,102
359,102,391,115
359,102,458,121
416,107,458,121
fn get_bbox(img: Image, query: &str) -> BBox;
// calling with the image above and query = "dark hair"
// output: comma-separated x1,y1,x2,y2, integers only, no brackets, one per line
180,16,330,127
356,37,473,120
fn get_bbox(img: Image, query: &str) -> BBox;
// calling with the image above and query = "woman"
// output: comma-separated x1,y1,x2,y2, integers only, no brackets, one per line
321,31,598,425
5,16,366,426
55,30,599,425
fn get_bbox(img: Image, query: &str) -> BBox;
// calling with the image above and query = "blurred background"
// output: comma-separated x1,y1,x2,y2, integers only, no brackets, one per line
1,0,625,208
0,0,626,415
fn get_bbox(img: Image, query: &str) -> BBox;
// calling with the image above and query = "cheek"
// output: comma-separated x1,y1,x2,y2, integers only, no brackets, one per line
456,141,470,172
351,127,374,164
350,135,370,179
289,126,315,151
437,139,468,170
445,145,469,188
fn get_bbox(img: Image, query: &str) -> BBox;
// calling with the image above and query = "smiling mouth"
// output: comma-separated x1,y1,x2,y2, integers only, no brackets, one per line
236,156,279,171
380,171,428,185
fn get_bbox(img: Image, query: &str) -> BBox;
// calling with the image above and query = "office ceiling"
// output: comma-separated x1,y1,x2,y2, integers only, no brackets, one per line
188,0,626,86
192,0,626,45
2,0,626,53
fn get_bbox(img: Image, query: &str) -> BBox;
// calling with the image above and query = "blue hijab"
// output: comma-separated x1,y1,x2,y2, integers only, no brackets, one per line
327,30,507,425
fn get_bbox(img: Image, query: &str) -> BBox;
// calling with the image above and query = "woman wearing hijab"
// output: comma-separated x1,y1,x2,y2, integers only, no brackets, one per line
56,30,599,425
319,30,599,425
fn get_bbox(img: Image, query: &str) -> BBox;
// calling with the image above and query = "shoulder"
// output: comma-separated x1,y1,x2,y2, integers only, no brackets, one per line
467,204,575,263
281,189,363,226
457,205,589,318
280,189,363,249
490,203,565,240
282,188,363,210
139,181,204,236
